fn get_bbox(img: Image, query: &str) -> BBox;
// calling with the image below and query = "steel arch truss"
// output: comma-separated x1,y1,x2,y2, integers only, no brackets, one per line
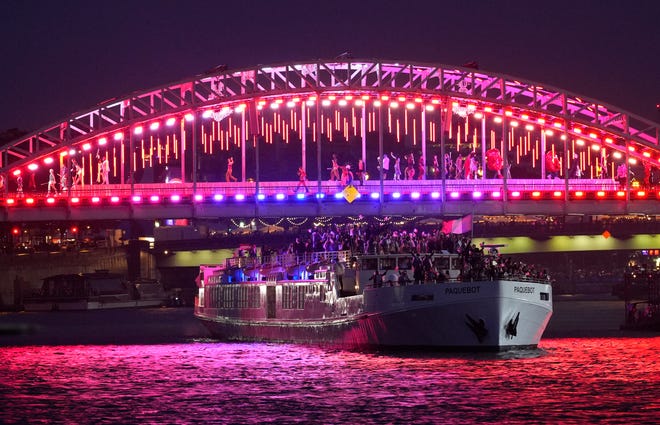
1,59,659,172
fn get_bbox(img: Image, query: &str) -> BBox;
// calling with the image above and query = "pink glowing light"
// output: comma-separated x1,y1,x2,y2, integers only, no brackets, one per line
194,194,204,202
71,197,80,203
27,163,38,171
134,126,143,135
114,132,124,141
82,143,92,151
26,198,35,205
171,195,181,202
46,198,55,204
98,137,107,145
43,157,54,165
166,117,177,126
110,196,120,203
150,195,160,202
91,197,101,203
150,122,160,131
185,113,194,122
132,195,142,203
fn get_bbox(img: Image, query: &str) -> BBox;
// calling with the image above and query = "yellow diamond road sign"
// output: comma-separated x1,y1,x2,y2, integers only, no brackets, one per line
343,185,359,203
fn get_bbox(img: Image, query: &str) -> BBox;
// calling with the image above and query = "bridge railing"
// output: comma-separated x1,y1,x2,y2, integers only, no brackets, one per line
1,178,620,200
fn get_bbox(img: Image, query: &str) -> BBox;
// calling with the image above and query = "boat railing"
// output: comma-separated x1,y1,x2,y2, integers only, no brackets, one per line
224,250,351,269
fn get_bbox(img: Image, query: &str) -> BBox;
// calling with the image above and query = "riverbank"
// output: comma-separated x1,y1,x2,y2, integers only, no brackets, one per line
0,307,210,347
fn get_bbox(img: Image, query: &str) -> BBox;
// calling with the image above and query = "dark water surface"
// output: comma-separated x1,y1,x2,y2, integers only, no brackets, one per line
1,337,658,424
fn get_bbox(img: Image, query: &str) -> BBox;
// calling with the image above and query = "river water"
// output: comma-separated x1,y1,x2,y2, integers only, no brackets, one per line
1,337,658,424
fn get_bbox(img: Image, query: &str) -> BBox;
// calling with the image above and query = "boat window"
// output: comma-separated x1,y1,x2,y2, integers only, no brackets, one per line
398,257,412,270
379,257,397,271
434,257,450,270
362,258,379,270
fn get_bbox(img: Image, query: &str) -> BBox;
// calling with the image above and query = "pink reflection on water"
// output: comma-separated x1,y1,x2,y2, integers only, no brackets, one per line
0,338,658,424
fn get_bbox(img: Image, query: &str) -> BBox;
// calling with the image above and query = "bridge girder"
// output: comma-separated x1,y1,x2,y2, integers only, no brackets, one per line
1,59,659,173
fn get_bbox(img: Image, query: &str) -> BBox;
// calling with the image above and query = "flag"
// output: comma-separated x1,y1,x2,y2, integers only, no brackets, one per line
441,214,473,234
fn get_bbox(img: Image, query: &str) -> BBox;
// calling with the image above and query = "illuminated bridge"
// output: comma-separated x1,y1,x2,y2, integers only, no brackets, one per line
1,59,659,223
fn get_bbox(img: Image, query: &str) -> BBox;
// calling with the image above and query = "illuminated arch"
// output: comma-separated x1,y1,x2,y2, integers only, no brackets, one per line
1,59,659,184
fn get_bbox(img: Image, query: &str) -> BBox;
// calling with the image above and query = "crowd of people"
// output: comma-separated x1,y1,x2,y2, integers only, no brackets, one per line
257,221,552,285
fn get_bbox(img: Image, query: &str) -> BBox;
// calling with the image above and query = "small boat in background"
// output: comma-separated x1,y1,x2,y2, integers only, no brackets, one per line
23,270,168,311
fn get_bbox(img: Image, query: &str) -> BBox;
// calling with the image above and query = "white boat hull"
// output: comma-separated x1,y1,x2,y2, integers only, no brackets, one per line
196,280,553,350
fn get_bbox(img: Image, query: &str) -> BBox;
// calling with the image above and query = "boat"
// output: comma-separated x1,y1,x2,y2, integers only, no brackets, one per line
22,270,168,311
619,250,660,331
194,248,554,350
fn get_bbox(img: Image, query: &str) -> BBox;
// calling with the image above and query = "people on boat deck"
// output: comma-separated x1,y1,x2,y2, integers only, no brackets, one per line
333,259,345,291
369,269,387,287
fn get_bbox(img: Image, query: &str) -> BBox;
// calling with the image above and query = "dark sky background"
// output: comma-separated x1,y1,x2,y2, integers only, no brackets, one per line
1,0,658,135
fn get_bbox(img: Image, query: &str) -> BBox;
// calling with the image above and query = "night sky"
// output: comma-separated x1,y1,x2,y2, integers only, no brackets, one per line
1,0,658,135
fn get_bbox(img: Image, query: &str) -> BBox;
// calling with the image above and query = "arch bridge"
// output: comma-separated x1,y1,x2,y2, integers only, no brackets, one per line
1,59,659,223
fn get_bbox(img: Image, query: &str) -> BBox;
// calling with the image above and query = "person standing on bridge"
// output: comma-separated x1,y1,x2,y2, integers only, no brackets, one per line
617,162,628,189
485,148,503,178
381,153,390,180
356,158,366,185
226,157,238,182
59,164,68,192
101,155,110,184
16,174,23,197
391,152,401,181
47,169,57,196
72,159,83,187
296,166,309,193
329,154,340,181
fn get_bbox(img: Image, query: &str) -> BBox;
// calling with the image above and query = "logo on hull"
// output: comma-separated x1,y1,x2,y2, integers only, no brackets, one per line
505,312,520,338
465,313,488,343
